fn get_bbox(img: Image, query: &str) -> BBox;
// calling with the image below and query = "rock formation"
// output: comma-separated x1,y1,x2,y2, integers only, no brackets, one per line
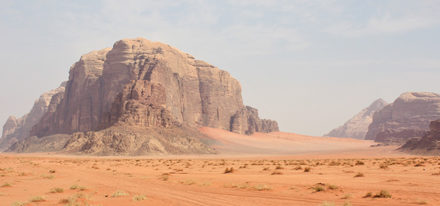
325,99,387,139
365,92,440,143
400,119,440,155
3,38,278,155
0,83,66,151
230,106,279,135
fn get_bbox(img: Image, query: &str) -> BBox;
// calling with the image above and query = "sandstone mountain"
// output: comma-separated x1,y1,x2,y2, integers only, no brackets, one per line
3,38,278,155
0,83,66,151
365,92,440,143
325,99,387,139
400,119,440,155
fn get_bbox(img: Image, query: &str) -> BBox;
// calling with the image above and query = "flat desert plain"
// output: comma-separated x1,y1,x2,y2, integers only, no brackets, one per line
0,129,439,206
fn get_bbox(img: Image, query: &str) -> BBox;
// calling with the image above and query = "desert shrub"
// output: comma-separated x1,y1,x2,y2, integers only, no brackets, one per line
374,190,391,198
275,165,284,170
30,196,45,202
355,160,365,165
133,195,147,201
312,185,325,192
363,192,372,198
50,187,64,193
304,167,311,172
354,172,364,177
112,191,129,197
328,184,338,190
224,167,234,174
253,184,271,191
319,201,335,206
271,171,283,175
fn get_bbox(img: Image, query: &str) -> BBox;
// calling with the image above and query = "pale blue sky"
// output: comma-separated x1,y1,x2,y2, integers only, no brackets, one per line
1,0,439,136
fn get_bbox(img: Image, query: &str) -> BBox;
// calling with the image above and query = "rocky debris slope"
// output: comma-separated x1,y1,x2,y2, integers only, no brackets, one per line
400,119,440,155
4,38,278,155
325,99,387,139
0,83,66,151
365,92,440,143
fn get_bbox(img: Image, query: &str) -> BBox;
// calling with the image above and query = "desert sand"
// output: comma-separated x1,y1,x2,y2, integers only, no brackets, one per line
0,129,439,206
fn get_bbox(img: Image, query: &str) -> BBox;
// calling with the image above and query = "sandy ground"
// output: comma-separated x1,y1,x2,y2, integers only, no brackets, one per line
0,130,439,206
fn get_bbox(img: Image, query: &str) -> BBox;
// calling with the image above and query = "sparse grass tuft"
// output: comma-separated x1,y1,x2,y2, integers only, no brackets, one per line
253,184,271,191
30,196,45,202
42,174,54,179
341,194,352,199
328,184,338,190
70,185,86,191
133,194,147,201
320,201,335,206
11,202,25,206
343,201,352,206
50,187,64,193
112,191,129,197
1,183,11,187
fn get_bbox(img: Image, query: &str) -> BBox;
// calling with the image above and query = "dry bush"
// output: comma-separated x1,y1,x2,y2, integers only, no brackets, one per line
271,171,283,175
224,167,234,174
373,190,392,198
363,192,372,198
30,196,45,202
50,187,64,193
355,160,365,166
354,172,364,177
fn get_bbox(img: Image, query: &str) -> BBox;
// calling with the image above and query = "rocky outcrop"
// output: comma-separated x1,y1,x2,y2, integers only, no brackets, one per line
8,126,214,155
400,119,440,155
230,106,279,135
325,99,387,139
0,83,66,151
365,92,440,143
5,38,277,155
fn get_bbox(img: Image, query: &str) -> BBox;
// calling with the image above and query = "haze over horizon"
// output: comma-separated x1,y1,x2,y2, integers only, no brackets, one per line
1,0,440,136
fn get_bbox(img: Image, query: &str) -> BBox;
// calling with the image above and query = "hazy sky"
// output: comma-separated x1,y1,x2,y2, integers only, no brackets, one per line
1,0,440,136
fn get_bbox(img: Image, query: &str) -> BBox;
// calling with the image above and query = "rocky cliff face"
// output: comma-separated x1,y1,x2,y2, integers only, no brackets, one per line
0,83,66,151
365,92,440,143
400,119,440,155
325,99,387,139
5,38,278,155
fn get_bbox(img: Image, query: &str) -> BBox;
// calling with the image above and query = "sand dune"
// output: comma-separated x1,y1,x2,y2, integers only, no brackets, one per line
201,127,376,155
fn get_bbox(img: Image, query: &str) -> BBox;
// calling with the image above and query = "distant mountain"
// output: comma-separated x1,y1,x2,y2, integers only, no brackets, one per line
365,92,440,143
324,99,387,139
0,82,65,151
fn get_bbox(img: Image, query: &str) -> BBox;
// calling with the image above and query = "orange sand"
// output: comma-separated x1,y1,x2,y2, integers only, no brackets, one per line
0,129,439,206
